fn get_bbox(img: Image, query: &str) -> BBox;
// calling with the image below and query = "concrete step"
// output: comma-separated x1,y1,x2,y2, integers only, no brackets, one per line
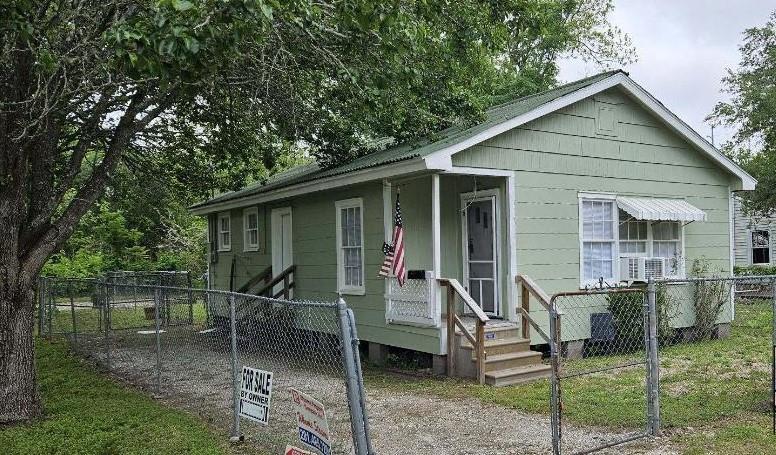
460,336,530,355
485,364,552,387
475,350,544,372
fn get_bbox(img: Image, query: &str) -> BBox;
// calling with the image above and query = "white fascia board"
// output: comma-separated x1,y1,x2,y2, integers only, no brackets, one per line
191,159,428,215
422,72,757,191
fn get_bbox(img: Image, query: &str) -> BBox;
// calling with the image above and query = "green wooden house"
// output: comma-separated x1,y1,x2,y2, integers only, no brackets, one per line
191,70,755,385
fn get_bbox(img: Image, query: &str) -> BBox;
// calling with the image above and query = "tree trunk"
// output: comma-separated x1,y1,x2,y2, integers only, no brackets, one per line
0,287,41,423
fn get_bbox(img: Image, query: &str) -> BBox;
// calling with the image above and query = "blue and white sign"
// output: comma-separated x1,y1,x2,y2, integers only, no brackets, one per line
239,366,273,425
291,388,331,455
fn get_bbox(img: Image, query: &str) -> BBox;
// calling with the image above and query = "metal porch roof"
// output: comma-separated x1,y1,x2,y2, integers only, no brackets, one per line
617,197,707,222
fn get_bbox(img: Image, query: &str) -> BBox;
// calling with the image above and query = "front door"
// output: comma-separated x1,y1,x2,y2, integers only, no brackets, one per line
461,191,500,316
271,207,293,296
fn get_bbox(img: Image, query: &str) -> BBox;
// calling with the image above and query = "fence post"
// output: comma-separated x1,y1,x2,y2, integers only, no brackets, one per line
37,277,45,336
228,294,242,442
646,278,661,436
337,298,369,455
69,282,78,346
549,298,562,455
154,287,163,396
187,271,194,325
771,278,776,435
345,307,374,455
104,279,111,370
47,280,54,339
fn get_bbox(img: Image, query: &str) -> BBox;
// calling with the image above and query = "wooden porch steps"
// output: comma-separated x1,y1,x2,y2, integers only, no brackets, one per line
457,321,550,387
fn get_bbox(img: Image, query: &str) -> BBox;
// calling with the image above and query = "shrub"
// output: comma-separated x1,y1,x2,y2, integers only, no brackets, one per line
734,264,776,276
691,258,729,340
607,285,676,350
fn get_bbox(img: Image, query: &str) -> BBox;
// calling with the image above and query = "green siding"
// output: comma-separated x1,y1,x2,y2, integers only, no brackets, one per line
209,181,444,354
452,87,736,342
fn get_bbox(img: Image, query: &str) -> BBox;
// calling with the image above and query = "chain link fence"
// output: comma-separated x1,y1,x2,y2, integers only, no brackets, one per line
548,287,652,454
548,275,776,455
39,275,373,455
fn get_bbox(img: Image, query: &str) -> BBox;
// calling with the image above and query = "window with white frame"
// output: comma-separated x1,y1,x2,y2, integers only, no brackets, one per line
336,199,364,294
243,207,259,251
218,213,231,251
581,198,686,285
581,199,617,283
751,230,771,264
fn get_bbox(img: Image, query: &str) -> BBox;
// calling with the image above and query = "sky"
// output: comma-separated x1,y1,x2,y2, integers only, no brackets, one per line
558,0,774,147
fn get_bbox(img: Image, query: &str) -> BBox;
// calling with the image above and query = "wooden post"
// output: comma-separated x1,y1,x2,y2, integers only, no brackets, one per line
521,280,530,340
446,282,456,377
476,319,486,385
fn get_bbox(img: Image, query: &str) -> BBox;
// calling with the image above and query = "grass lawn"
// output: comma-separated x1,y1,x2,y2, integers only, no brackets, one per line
364,300,776,454
45,300,208,334
0,340,227,455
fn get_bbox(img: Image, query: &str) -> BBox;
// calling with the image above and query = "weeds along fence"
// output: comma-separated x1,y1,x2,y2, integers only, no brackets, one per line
38,276,373,455
547,275,776,455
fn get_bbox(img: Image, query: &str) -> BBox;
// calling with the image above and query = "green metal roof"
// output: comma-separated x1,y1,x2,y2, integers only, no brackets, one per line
192,70,623,210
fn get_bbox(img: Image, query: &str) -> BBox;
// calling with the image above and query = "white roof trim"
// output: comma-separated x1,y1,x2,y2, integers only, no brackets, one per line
617,197,707,222
423,72,756,191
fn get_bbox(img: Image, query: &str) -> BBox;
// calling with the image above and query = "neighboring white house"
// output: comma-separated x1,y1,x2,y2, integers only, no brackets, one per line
733,196,775,268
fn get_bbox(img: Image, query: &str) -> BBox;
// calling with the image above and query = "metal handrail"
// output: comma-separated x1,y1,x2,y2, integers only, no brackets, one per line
438,278,489,384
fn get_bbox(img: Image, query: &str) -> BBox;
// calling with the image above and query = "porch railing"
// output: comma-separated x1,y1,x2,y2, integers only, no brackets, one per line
254,265,296,299
516,274,554,343
237,265,273,294
438,278,489,384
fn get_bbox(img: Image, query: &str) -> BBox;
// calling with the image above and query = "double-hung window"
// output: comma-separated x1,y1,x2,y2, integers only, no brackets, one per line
751,230,771,265
652,221,682,275
218,213,231,252
580,199,617,284
243,207,260,251
336,198,364,294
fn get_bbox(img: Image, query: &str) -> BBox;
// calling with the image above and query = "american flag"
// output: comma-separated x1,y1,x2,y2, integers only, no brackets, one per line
378,192,406,286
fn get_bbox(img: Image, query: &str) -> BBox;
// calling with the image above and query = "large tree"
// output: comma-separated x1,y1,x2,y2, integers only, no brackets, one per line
1,0,632,422
710,11,776,216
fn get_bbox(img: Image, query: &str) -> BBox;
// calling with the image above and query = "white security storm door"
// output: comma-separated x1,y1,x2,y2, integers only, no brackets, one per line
461,191,500,316
271,207,293,296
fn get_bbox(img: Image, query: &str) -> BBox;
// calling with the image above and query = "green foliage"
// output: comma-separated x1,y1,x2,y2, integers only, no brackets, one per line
607,285,676,348
710,11,776,216
0,341,225,455
691,258,729,340
734,264,776,276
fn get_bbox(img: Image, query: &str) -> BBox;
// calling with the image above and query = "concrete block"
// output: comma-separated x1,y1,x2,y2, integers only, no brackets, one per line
714,322,731,339
563,340,585,360
368,341,390,366
432,355,447,376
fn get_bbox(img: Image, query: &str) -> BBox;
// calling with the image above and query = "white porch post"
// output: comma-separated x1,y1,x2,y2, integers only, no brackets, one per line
383,179,392,323
432,173,443,328
506,173,518,322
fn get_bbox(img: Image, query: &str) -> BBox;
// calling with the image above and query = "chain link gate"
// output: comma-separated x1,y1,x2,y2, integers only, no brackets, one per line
38,275,374,455
548,286,659,455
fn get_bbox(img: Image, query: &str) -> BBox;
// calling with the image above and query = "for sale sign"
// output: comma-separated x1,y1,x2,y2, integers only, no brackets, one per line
239,366,273,425
290,388,331,455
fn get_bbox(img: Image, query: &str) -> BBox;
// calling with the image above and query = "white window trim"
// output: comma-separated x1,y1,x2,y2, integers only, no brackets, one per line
217,212,231,252
749,228,772,266
578,193,686,287
335,198,365,295
578,195,618,288
242,207,260,252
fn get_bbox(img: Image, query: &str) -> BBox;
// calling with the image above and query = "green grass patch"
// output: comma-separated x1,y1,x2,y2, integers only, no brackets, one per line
364,300,776,453
46,301,208,334
0,340,226,455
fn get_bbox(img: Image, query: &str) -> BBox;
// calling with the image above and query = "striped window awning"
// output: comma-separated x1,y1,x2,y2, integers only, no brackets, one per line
616,197,707,222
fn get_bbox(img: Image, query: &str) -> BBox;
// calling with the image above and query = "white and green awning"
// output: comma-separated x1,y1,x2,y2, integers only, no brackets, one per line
616,197,707,222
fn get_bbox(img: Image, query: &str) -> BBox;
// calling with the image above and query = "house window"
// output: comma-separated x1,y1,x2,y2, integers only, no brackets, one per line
752,230,771,264
243,207,259,251
580,199,617,283
652,221,682,275
218,213,231,251
336,198,364,294
619,212,648,255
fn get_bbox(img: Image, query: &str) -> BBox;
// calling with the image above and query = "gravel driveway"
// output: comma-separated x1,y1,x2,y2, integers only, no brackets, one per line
77,327,675,454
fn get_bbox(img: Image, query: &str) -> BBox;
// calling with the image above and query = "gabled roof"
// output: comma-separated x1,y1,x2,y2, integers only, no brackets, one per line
191,70,756,214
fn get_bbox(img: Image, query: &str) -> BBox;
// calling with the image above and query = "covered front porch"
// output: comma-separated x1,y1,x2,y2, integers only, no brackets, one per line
381,170,518,330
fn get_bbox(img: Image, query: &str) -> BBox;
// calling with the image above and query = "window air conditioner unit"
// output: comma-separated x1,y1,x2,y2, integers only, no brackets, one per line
620,257,666,282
